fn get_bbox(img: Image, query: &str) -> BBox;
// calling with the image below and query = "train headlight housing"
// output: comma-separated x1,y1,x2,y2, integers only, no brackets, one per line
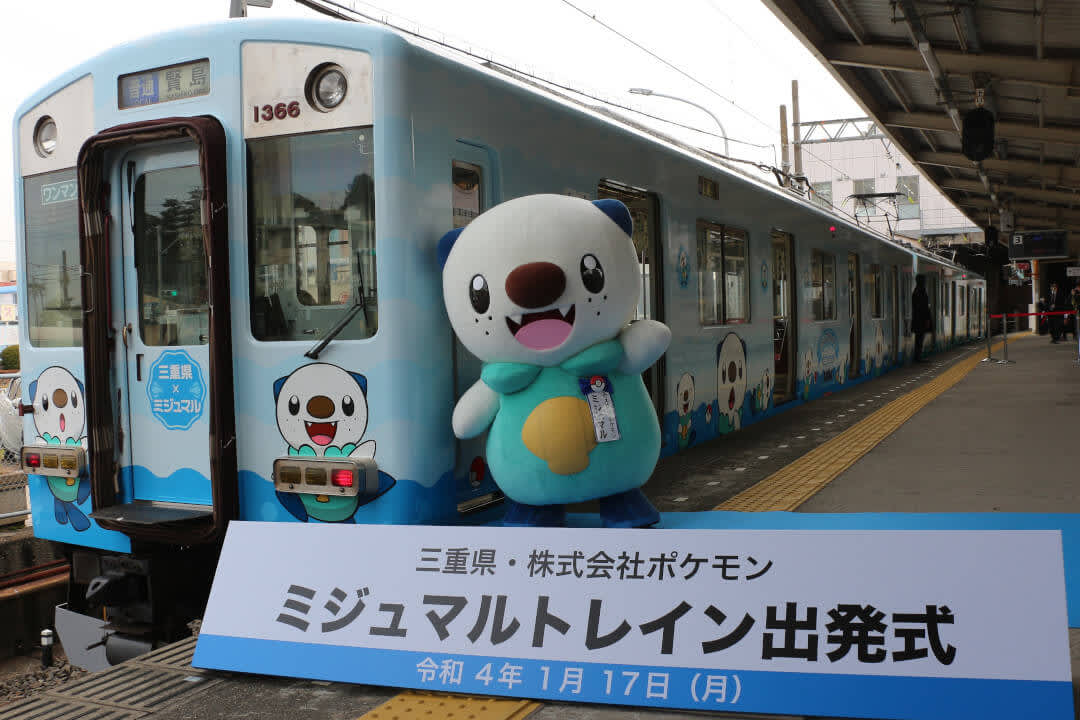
273,456,378,497
22,445,84,478
307,64,347,112
33,116,57,157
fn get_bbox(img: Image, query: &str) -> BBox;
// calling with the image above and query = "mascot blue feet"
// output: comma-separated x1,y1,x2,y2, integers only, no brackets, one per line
439,195,670,529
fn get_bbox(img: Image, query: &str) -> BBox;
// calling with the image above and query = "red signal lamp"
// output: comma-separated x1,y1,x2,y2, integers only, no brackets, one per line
331,468,355,488
24,452,41,468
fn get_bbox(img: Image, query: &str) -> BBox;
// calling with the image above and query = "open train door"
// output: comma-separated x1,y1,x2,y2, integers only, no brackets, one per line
771,231,795,403
847,253,861,378
78,117,237,545
598,181,665,417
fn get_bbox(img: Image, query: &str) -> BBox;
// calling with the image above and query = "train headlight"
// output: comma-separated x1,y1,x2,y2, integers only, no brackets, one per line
308,64,347,112
33,116,57,157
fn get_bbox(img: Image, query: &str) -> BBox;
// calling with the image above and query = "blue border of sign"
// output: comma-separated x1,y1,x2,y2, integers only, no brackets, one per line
194,635,1072,719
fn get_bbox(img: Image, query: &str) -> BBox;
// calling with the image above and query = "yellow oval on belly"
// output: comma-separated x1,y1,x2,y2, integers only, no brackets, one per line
521,396,597,475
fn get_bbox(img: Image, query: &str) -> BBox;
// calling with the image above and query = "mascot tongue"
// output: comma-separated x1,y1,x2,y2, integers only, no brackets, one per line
515,319,572,350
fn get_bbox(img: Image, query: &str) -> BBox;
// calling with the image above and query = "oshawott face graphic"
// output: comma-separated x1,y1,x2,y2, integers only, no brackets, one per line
717,334,746,421
31,366,85,445
274,363,375,459
676,373,695,416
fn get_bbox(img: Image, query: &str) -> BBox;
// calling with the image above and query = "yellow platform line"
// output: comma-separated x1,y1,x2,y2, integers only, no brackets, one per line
361,691,541,720
715,340,1015,512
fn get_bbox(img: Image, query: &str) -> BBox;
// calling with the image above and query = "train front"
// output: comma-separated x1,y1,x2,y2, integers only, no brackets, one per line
13,19,461,665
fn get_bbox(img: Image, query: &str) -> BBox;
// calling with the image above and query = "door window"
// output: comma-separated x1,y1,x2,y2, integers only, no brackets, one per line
134,166,208,346
23,170,82,347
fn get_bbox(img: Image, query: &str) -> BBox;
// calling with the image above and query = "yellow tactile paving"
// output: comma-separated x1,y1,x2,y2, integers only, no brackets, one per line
360,691,541,720
715,340,1017,512
358,342,1014,720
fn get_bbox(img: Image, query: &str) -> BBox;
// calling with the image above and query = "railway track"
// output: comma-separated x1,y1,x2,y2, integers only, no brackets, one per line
0,560,68,602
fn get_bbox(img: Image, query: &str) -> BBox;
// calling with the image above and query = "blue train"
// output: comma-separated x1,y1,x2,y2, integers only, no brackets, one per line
13,17,983,661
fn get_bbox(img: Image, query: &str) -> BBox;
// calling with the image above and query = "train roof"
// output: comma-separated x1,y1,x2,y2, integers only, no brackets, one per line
15,17,981,280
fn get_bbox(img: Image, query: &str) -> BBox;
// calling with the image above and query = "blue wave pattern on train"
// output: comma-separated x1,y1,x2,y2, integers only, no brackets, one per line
12,18,984,651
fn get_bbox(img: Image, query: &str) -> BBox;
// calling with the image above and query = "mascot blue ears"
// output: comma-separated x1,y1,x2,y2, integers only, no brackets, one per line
273,369,368,400
437,198,632,270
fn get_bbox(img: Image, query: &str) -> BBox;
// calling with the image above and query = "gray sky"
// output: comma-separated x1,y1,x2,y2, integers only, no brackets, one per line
1,0,863,265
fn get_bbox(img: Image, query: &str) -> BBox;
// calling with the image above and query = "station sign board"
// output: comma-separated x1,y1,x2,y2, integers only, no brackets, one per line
1009,229,1069,260
1067,266,1080,278
196,522,1073,719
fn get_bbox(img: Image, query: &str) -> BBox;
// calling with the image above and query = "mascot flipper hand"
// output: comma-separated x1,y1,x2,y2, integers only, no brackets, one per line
439,194,671,528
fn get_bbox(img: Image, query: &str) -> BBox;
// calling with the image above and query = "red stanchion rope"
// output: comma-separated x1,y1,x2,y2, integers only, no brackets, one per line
990,311,1074,318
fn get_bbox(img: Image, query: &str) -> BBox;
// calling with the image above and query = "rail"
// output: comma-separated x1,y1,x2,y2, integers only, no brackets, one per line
0,560,70,601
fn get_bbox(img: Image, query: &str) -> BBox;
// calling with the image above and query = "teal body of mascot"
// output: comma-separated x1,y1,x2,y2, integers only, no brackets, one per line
438,194,671,527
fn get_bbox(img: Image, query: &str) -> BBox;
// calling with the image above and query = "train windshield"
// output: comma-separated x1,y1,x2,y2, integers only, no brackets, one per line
248,128,376,342
23,170,82,347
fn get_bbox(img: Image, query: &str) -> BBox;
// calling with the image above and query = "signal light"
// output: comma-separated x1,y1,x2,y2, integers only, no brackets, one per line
304,467,328,486
43,454,59,469
279,465,301,486
25,452,41,468
829,225,837,233
331,469,355,488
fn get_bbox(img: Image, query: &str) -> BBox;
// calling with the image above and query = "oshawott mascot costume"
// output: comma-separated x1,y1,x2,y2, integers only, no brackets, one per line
438,194,670,527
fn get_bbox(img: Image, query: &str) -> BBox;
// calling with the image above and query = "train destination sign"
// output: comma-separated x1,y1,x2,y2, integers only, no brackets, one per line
118,59,210,109
195,523,1072,719
1009,229,1069,260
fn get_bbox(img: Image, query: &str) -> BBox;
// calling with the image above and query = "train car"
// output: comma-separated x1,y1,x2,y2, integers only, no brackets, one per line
13,18,983,661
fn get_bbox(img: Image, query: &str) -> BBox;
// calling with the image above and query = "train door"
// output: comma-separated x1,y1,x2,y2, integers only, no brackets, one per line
950,281,956,342
450,146,503,514
771,231,795,403
890,266,900,364
119,145,213,506
847,253,861,378
597,181,665,416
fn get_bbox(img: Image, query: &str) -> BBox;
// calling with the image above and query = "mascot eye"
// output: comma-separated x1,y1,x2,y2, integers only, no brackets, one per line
288,395,300,416
342,396,355,417
738,364,743,379
71,392,78,408
42,396,49,411
580,254,604,293
728,362,736,383
469,275,490,313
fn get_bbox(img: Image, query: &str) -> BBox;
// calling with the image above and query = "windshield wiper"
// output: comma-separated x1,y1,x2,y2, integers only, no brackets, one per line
304,248,370,360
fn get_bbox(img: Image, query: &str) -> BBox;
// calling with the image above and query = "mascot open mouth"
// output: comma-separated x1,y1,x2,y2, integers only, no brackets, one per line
60,413,66,433
681,401,689,414
728,388,735,410
506,305,575,350
305,421,337,446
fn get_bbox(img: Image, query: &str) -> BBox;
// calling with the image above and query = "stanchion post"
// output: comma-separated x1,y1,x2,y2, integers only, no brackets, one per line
1075,314,1079,366
996,313,1015,365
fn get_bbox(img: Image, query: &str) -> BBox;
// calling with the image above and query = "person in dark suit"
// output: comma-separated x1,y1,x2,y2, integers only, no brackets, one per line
911,274,931,362
1047,281,1065,343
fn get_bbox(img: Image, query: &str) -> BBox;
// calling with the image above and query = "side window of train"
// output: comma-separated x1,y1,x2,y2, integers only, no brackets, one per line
24,169,83,347
868,264,883,319
452,161,483,229
810,250,836,321
248,128,377,342
697,220,749,325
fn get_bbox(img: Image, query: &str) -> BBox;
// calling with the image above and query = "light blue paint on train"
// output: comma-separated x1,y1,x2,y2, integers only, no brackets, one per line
12,18,984,553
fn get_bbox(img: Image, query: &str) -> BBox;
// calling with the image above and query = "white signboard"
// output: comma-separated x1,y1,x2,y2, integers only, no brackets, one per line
195,523,1073,719
1067,266,1080,278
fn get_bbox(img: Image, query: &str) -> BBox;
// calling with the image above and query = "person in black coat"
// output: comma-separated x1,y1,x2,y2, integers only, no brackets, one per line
1047,281,1065,343
911,274,931,362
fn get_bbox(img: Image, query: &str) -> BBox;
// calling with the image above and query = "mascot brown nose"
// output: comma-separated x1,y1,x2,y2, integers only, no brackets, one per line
505,262,566,309
52,389,68,409
306,395,335,419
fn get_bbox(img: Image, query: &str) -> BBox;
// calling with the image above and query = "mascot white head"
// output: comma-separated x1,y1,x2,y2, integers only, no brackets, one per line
439,194,640,367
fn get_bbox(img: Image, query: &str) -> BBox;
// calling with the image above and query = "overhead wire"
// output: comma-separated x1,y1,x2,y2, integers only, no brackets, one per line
295,0,871,226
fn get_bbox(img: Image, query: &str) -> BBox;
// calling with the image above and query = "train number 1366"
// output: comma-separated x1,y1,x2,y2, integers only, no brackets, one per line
253,101,301,123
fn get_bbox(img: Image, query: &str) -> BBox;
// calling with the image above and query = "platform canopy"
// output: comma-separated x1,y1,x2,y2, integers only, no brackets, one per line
764,0,1080,252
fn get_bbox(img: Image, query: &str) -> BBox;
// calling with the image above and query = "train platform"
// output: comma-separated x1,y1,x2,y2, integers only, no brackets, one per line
3,335,1078,720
